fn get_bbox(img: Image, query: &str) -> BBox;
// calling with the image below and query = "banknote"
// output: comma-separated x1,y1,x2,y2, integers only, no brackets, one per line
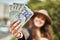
9,3,34,29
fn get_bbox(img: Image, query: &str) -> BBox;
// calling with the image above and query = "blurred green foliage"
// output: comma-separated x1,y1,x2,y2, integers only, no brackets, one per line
11,37,17,40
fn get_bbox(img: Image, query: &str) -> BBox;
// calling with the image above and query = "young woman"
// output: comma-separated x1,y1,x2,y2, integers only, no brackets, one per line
9,9,53,40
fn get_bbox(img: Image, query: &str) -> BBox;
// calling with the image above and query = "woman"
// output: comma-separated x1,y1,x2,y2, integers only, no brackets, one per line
9,9,53,40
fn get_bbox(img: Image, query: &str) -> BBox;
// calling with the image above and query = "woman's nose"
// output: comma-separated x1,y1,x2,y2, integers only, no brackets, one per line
36,19,41,22
37,19,41,21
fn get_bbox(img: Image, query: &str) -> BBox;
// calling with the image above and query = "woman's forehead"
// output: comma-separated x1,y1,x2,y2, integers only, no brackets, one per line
36,14,45,18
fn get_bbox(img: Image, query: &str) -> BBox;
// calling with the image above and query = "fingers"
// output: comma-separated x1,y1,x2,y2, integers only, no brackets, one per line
11,29,17,34
9,20,20,32
10,20,17,28
10,27,23,38
11,21,20,31
9,20,23,38
13,31,23,38
14,32,22,38
14,23,21,31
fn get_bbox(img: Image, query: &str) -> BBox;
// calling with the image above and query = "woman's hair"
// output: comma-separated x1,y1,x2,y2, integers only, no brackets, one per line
28,13,54,40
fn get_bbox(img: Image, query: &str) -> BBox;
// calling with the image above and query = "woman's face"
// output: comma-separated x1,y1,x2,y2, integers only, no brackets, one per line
33,14,46,28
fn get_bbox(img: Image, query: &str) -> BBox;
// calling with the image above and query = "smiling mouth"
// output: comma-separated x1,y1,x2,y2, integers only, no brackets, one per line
36,22,41,24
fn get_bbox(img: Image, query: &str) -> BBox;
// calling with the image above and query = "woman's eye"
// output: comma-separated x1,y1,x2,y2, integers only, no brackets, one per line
41,18,45,21
42,19,45,20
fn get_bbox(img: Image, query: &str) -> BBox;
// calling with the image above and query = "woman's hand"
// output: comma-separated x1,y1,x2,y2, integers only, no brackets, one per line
9,20,23,38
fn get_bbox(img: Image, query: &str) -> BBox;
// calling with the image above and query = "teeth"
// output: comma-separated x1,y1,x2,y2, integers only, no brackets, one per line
37,22,40,24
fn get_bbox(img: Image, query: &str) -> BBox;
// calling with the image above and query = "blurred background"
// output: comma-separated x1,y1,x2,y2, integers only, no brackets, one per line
0,0,60,40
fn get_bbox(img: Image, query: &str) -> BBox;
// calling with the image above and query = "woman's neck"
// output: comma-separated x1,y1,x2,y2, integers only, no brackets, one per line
31,26,42,40
32,26,40,31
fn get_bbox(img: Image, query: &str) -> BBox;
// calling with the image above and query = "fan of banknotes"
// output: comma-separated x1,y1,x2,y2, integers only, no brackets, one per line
9,3,34,29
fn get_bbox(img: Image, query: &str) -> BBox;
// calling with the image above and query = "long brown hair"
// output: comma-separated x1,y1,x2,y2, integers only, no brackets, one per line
28,12,54,40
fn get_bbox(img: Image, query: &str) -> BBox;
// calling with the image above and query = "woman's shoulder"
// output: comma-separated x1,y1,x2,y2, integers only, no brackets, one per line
40,38,48,40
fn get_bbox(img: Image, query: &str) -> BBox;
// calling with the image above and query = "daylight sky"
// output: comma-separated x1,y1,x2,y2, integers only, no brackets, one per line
0,0,29,4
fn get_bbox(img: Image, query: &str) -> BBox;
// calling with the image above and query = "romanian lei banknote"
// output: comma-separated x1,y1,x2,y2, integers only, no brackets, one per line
9,3,34,30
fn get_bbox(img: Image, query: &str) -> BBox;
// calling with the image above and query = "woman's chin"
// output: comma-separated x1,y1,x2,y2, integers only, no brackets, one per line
35,25,43,28
35,25,42,28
